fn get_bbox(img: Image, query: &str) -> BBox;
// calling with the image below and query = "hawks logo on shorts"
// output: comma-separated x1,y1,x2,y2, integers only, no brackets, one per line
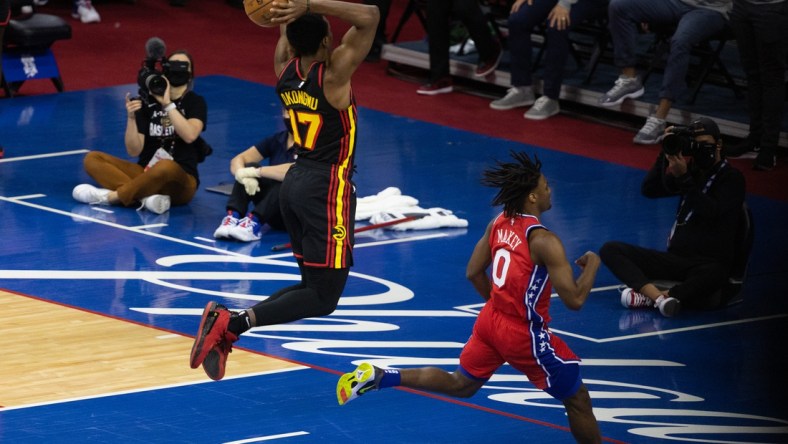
332,225,347,241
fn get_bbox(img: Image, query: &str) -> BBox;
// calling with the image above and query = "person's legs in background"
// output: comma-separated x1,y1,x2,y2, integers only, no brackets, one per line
489,0,552,111
419,0,455,94
451,0,501,77
633,7,726,144
527,0,609,120
730,0,788,171
600,0,686,115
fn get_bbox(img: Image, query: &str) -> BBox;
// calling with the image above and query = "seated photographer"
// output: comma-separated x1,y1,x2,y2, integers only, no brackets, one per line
73,50,208,214
599,117,745,317
214,110,296,242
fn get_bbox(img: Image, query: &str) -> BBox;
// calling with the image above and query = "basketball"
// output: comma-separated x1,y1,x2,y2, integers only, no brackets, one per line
244,0,279,28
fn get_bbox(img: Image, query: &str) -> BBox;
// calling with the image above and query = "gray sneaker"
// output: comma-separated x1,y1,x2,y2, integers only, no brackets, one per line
490,86,535,110
599,75,644,107
656,295,681,317
524,96,560,120
633,116,666,144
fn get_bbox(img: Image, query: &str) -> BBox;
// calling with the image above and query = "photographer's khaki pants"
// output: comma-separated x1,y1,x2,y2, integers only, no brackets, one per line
83,151,197,207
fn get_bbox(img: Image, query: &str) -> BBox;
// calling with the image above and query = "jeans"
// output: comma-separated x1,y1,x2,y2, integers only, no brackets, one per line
508,0,608,99
608,0,727,101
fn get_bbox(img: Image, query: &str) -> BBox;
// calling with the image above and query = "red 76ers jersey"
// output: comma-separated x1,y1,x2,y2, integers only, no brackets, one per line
488,212,552,327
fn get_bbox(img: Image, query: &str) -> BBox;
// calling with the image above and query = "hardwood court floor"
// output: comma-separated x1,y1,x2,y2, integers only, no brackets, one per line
1,290,304,408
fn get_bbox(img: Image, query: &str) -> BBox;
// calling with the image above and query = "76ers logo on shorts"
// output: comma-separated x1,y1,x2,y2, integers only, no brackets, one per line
332,225,347,241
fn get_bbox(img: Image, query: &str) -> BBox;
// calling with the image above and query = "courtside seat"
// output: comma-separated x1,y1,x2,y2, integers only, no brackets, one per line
1,0,72,97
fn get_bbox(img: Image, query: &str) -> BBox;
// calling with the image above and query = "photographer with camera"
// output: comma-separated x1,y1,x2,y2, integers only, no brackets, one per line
73,39,209,215
600,117,746,317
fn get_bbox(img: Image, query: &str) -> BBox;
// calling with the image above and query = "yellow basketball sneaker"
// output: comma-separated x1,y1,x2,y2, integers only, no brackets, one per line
336,362,382,405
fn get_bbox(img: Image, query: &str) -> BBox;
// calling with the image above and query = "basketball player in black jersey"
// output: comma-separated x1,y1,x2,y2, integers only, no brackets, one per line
189,0,380,380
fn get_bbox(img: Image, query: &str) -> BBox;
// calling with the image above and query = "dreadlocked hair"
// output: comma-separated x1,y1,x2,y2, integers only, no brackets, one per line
481,151,542,218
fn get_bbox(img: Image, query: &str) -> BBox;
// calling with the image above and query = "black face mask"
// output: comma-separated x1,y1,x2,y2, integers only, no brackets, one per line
693,141,717,170
166,61,191,87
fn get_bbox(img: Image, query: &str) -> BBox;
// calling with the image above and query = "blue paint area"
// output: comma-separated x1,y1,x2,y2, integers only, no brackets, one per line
1,76,786,443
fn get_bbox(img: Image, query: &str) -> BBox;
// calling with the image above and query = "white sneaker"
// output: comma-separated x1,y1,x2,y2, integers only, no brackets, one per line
139,194,170,214
490,87,535,110
72,0,101,23
524,96,560,120
214,212,240,239
620,287,654,308
72,184,110,205
598,75,644,107
633,116,666,145
229,215,262,242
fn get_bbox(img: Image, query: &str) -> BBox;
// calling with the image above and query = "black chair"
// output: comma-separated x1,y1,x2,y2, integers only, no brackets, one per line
1,0,72,97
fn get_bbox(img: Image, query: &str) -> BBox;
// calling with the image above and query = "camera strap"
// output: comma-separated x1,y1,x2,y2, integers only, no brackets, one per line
668,159,728,245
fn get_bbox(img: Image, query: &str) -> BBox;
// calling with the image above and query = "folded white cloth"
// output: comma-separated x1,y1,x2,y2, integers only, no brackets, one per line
356,187,419,221
369,207,468,231
357,188,468,230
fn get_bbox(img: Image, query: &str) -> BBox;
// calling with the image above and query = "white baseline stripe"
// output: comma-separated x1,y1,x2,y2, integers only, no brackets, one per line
0,366,308,412
0,149,89,163
131,307,478,318
591,314,788,343
0,197,448,258
224,431,310,444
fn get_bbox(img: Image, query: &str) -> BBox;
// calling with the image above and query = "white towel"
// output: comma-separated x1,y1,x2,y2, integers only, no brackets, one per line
369,207,468,231
356,187,419,221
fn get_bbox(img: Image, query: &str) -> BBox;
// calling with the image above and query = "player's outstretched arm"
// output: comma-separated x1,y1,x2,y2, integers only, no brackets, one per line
530,230,600,311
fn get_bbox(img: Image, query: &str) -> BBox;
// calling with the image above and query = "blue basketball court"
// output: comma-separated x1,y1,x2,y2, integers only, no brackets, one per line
0,76,786,443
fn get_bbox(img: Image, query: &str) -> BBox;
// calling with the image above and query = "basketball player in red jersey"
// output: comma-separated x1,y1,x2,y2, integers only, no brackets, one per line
337,152,602,443
189,0,379,380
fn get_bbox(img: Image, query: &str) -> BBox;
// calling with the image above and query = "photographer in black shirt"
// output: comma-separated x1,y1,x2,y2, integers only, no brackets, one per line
600,118,746,317
72,47,209,214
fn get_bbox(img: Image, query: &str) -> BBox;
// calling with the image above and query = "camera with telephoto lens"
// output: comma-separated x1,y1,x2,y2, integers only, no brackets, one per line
661,126,695,156
662,125,717,168
137,58,169,104
135,37,170,104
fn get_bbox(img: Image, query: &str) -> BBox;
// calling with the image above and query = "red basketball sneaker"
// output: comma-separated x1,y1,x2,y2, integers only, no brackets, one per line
201,331,239,381
190,301,231,369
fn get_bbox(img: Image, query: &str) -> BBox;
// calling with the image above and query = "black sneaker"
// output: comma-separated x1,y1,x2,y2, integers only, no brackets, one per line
753,150,776,171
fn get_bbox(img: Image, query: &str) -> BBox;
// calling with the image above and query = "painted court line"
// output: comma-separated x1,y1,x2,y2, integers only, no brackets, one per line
223,431,310,443
0,149,89,164
0,367,308,412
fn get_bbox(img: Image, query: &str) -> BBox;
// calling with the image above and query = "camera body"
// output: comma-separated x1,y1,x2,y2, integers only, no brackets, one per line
136,57,170,104
661,126,695,156
662,125,717,168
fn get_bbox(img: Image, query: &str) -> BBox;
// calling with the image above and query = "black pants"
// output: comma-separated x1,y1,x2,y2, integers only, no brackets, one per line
426,0,498,82
226,176,285,230
600,241,729,310
249,260,349,326
729,0,788,154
